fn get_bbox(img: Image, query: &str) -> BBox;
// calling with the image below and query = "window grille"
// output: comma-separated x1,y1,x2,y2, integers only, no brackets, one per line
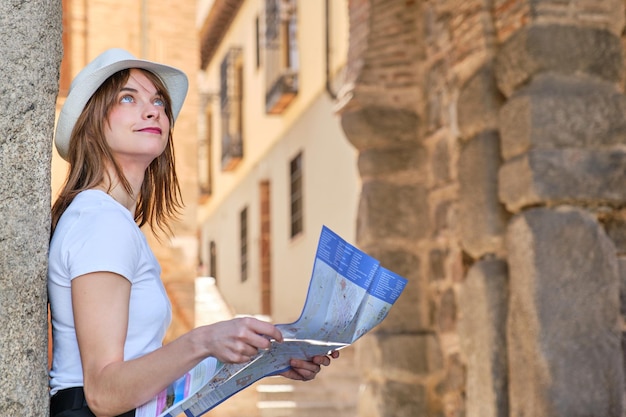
198,109,213,201
220,47,244,171
265,0,298,114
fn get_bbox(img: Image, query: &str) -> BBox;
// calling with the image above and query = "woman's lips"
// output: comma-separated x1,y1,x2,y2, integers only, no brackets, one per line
138,127,162,134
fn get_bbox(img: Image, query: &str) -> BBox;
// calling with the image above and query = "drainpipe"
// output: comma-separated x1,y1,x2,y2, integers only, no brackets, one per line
325,0,337,100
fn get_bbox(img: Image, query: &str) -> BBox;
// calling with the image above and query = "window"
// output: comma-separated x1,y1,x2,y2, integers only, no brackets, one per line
265,0,298,114
198,109,213,201
220,47,244,171
209,240,217,282
240,207,248,283
289,153,303,238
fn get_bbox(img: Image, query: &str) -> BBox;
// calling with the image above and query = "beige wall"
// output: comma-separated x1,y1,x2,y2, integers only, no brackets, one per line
197,0,359,322
199,92,359,322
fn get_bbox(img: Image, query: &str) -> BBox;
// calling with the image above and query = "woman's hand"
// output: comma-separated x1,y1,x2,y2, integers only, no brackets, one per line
193,318,340,381
280,351,340,381
194,317,283,364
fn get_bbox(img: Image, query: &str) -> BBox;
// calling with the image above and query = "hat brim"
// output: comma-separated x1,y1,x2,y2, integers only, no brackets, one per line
55,50,188,161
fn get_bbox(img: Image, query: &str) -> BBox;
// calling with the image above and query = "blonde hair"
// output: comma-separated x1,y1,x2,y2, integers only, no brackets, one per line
51,68,183,236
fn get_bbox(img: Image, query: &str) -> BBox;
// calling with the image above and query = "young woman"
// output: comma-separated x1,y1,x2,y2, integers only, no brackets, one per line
48,49,338,417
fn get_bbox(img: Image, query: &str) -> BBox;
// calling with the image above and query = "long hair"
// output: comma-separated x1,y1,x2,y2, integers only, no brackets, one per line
50,68,183,237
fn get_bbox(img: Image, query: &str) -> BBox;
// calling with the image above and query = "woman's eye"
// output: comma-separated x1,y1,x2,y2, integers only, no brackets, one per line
154,97,165,107
120,95,134,103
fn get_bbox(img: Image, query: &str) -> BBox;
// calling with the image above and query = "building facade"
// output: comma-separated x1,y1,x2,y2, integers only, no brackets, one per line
196,0,359,324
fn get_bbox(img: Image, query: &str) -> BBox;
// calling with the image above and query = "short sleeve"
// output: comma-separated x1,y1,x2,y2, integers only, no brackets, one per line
61,206,142,283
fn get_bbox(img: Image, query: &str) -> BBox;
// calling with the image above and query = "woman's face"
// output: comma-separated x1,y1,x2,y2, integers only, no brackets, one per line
104,68,171,167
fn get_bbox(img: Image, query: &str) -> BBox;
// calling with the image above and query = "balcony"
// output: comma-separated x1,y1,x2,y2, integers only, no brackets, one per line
221,131,243,171
265,70,298,115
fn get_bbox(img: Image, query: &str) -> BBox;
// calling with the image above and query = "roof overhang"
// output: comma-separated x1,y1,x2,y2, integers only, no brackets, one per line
199,0,245,69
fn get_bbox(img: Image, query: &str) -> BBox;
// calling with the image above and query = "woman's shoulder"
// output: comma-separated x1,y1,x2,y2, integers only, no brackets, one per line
69,190,132,220
52,190,144,254
57,190,138,239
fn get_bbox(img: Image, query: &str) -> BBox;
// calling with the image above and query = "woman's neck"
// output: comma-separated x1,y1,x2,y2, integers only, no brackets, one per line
105,184,138,214
96,167,145,215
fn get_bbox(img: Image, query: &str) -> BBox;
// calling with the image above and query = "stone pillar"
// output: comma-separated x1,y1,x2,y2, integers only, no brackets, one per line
458,259,509,417
341,0,626,416
506,207,622,416
339,1,427,416
455,9,510,417
0,1,62,415
494,1,626,416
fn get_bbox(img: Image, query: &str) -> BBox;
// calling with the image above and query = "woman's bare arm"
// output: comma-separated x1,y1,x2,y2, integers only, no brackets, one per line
72,271,283,416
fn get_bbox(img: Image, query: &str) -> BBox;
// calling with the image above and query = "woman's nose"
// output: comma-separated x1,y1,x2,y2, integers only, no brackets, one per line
144,104,160,119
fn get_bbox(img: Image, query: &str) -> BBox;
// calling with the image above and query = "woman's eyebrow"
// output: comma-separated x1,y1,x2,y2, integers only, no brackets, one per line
120,86,162,97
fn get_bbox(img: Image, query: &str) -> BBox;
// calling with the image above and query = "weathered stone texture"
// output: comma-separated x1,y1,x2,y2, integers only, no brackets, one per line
499,74,626,160
436,288,457,333
618,257,626,321
459,131,508,258
530,0,625,35
340,5,429,417
357,145,427,179
602,210,626,255
444,0,496,73
365,248,428,332
425,60,454,134
359,379,429,417
499,148,626,212
457,64,505,141
434,353,466,416
493,0,532,43
358,333,442,417
459,259,509,417
0,1,62,415
359,332,443,378
429,134,453,185
340,106,420,150
340,0,422,112
343,0,626,416
506,207,622,417
429,249,447,282
495,25,623,97
356,180,429,244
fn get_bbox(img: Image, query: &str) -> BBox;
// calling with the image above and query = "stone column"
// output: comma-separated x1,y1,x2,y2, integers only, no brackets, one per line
454,4,510,417
506,207,622,416
494,2,626,416
0,1,62,415
338,1,429,416
458,259,509,417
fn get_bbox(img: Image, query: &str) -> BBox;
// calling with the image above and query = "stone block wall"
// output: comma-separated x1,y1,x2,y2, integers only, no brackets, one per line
0,2,63,415
339,0,626,416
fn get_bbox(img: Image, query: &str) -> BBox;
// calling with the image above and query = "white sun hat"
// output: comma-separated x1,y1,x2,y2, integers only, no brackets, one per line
54,48,189,161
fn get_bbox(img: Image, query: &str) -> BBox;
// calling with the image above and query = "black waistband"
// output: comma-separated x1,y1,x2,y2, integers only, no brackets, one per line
50,387,135,417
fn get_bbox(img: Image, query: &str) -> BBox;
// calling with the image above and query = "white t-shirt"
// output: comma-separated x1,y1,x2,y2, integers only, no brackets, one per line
48,190,172,396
